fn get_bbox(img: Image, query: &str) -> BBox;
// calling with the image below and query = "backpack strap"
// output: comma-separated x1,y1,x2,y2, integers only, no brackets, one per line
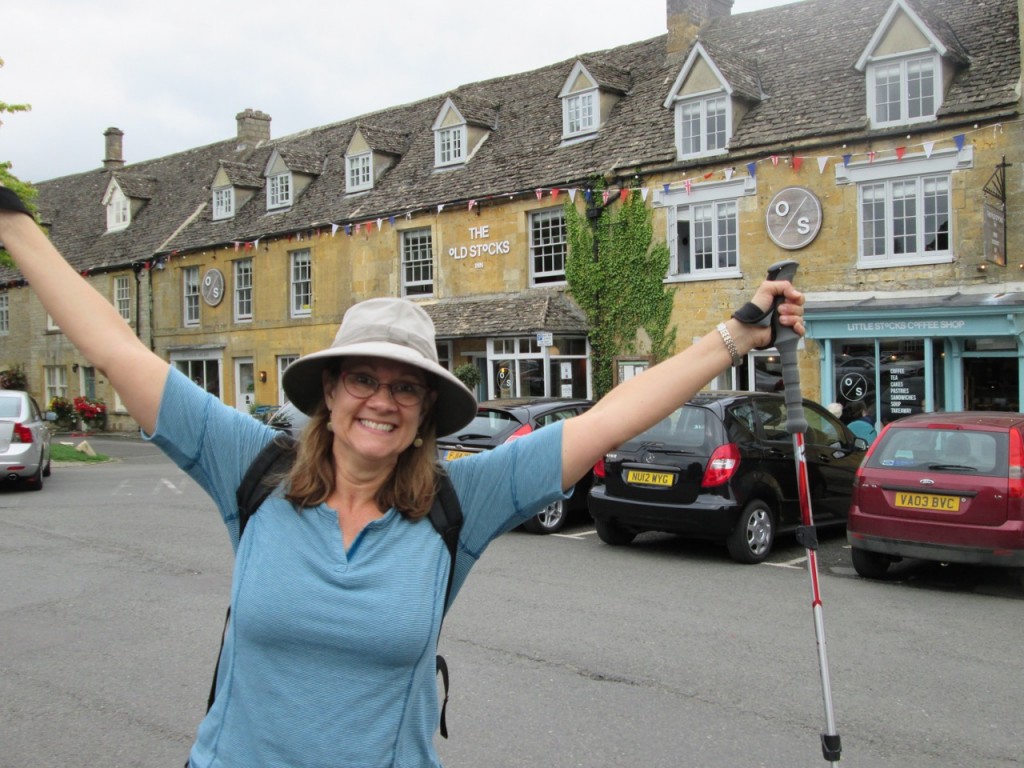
427,467,463,739
206,434,298,713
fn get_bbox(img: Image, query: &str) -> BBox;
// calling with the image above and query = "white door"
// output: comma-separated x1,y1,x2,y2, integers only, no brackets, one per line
235,358,255,414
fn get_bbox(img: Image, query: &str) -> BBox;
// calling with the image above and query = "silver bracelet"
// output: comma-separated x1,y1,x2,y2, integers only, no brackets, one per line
716,322,743,367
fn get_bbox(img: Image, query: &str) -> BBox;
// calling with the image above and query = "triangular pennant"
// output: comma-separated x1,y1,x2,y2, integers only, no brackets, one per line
584,189,592,203
792,156,804,173
233,241,241,251
345,224,352,236
331,223,339,237
254,238,260,249
663,183,671,194
641,187,650,202
468,200,476,211
568,188,576,202
437,204,445,213
842,154,852,167
684,179,692,194
551,189,560,200
954,134,966,151
619,188,629,202
536,189,543,201
895,146,906,160
602,190,610,204
770,155,780,166
746,162,757,177
923,141,935,158
868,151,876,163
388,216,395,226
724,168,734,180
817,157,828,174
376,218,383,231
703,171,714,180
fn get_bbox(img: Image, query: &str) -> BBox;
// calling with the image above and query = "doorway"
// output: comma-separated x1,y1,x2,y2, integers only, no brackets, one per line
963,357,1018,411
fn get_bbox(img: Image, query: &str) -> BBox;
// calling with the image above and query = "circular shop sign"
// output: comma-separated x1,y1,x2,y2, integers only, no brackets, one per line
201,268,225,306
765,186,823,250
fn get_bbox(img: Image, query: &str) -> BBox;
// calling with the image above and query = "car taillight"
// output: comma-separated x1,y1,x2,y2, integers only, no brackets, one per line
593,458,606,479
1008,429,1024,499
504,423,534,442
702,443,740,488
12,423,33,444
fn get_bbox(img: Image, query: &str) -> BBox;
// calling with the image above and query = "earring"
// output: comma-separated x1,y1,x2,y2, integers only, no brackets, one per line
413,435,424,448
326,422,334,433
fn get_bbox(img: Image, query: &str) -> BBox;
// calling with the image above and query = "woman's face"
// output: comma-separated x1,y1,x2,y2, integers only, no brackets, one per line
323,357,434,465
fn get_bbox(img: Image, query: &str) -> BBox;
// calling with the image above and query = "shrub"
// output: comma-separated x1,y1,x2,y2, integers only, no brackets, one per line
453,363,481,390
0,365,28,390
49,396,76,421
73,396,107,422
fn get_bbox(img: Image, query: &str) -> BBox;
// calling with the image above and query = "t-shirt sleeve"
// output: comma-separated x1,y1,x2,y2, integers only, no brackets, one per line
145,366,274,543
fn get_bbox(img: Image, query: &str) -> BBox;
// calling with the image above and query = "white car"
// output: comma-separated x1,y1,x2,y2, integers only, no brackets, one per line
0,389,54,490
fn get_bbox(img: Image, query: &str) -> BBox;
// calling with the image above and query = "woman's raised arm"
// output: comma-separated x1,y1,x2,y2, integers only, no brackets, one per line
0,193,169,434
560,280,804,490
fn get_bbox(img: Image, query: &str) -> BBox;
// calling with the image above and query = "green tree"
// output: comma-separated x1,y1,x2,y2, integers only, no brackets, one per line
1,55,37,267
565,182,676,399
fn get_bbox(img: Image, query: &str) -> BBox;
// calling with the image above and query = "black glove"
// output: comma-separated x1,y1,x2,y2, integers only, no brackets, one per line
0,187,32,217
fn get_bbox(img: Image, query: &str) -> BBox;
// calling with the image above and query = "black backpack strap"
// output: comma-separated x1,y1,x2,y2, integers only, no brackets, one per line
427,467,463,738
206,433,298,713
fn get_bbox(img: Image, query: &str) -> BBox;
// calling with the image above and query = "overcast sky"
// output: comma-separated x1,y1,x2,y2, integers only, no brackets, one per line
2,0,800,183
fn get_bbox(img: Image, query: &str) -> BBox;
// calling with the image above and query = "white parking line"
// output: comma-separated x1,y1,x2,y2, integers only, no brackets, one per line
553,529,598,540
764,556,807,569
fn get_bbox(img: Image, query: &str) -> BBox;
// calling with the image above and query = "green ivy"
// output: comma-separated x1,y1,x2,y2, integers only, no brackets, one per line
564,183,676,398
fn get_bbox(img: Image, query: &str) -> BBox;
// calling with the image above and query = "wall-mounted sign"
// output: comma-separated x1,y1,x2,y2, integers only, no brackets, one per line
765,187,822,250
201,268,225,306
448,224,511,260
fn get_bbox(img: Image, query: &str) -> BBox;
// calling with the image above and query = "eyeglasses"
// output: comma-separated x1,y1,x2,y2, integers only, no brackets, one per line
340,371,429,407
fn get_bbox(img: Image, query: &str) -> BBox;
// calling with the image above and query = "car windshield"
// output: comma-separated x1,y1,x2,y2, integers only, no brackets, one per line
0,395,22,418
619,406,714,450
868,427,1006,476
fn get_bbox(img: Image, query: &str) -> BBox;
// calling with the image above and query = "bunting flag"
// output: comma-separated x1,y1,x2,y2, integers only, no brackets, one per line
770,155,780,166
388,216,396,226
684,179,692,194
724,167,734,180
641,187,650,202
437,204,445,213
842,154,852,167
703,171,714,180
602,190,610,204
331,223,339,237
792,156,804,173
535,189,543,201
867,151,876,163
583,189,592,203
663,183,671,194
954,134,965,151
817,156,829,174
924,141,935,158
551,188,560,200
895,146,906,160
254,238,260,249
747,162,757,177
619,188,630,202
233,241,241,251
468,200,476,211
567,188,576,202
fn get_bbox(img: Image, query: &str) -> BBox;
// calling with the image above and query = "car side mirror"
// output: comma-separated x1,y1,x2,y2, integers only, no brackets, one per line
45,411,58,422
853,437,868,451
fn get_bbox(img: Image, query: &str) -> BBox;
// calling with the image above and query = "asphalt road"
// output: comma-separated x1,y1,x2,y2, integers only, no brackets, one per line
1,436,1021,767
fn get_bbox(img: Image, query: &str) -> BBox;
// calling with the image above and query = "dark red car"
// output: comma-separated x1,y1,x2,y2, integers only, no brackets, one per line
847,411,1024,581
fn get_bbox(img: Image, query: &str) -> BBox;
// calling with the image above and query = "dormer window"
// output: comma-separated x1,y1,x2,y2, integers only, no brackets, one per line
855,0,960,129
267,172,292,209
436,125,465,167
346,152,372,192
678,93,728,157
867,53,939,128
104,185,130,231
563,90,596,137
663,43,752,161
212,186,235,220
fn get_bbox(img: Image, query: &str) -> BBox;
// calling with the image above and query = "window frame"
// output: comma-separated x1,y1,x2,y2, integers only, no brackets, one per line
267,172,293,209
290,249,312,318
435,125,466,167
213,186,235,219
346,152,373,192
529,208,568,286
401,228,434,297
0,292,8,335
857,174,951,266
106,188,130,231
44,365,68,403
674,91,730,159
114,275,131,322
234,258,253,322
562,89,598,139
183,266,200,327
866,52,940,129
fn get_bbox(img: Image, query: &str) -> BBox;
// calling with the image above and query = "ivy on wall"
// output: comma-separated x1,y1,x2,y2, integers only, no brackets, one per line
564,184,676,399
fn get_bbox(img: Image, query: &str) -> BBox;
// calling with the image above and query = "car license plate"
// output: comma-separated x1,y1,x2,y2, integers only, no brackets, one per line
894,492,960,513
443,449,474,461
625,469,675,487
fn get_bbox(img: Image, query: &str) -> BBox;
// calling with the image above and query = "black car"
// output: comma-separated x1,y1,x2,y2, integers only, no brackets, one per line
588,391,866,563
437,397,594,534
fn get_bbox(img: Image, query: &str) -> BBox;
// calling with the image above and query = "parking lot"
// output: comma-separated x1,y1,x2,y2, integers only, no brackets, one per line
0,438,1021,767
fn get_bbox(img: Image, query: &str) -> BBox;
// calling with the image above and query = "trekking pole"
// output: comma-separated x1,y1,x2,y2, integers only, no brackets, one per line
767,259,842,765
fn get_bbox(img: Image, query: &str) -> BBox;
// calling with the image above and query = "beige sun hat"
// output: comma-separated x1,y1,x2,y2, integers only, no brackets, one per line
282,298,478,437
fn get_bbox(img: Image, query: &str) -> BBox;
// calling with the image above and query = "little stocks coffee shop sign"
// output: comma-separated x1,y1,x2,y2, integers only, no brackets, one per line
448,225,511,262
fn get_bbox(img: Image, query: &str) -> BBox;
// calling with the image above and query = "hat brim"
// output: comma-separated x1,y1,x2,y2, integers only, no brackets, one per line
282,340,478,437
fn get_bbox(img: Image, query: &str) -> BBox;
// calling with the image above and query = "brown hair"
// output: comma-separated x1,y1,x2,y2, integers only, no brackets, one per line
283,369,441,520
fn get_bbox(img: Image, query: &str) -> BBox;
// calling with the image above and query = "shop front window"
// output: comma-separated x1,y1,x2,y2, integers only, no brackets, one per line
833,340,943,426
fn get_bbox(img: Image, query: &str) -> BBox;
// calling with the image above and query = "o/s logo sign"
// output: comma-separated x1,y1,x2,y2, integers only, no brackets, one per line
766,187,822,250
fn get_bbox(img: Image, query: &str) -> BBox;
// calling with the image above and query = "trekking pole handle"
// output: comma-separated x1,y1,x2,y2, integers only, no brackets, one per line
765,260,806,435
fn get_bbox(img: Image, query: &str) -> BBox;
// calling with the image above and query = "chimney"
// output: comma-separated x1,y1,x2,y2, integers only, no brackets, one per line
667,0,734,56
236,108,272,148
103,127,125,170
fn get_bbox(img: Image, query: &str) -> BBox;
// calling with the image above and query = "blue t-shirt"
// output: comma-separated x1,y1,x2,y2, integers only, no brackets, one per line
148,368,569,768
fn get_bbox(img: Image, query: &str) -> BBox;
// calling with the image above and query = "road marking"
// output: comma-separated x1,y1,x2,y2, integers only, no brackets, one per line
553,529,598,540
160,478,182,494
765,556,807,569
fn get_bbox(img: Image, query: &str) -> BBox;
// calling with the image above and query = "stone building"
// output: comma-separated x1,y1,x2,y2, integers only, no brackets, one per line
0,0,1020,432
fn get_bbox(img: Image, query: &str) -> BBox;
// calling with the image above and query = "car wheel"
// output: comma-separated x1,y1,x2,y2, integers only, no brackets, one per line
726,500,774,564
851,546,893,580
521,499,567,534
594,517,636,546
43,455,52,477
23,464,44,492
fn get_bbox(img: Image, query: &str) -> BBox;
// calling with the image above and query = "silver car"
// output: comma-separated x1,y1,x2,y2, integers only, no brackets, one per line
0,389,54,490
